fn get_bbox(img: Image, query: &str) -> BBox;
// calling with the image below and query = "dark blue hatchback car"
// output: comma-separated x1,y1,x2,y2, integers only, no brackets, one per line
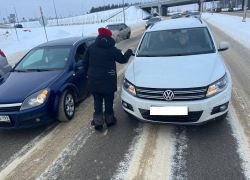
0,36,96,129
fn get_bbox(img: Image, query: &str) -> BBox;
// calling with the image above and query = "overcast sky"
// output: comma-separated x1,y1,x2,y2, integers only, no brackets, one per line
0,0,213,21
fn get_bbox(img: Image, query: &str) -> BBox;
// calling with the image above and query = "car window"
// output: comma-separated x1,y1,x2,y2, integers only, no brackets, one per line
124,24,128,28
106,25,119,31
148,18,159,22
86,40,95,46
192,12,200,15
22,49,44,67
120,24,125,30
15,46,72,70
137,27,215,57
74,43,86,63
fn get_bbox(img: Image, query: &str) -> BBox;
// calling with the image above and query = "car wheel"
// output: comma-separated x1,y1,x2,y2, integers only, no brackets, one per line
58,90,75,122
127,32,131,39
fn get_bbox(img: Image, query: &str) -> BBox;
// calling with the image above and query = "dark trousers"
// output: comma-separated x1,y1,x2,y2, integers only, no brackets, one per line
92,92,114,114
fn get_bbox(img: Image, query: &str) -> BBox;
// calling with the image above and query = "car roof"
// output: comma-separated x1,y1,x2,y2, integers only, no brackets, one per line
147,18,207,32
107,23,125,26
36,36,96,47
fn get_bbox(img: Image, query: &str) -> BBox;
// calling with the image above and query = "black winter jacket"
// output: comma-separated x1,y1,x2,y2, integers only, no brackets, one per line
82,35,132,93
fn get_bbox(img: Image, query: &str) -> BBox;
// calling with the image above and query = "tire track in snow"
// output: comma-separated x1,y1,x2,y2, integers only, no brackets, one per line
112,124,189,180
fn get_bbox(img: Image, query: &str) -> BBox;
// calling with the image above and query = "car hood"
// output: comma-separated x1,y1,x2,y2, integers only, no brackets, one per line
125,53,226,88
0,71,62,103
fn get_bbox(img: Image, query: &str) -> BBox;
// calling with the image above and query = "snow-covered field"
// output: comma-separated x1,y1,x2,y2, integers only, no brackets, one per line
0,6,149,57
10,6,148,28
202,13,250,50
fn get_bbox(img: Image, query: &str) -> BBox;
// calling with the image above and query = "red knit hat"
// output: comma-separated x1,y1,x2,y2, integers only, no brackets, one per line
98,27,112,37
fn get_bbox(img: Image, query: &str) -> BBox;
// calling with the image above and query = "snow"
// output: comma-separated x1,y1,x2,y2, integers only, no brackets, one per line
227,106,250,180
202,13,250,50
0,6,149,57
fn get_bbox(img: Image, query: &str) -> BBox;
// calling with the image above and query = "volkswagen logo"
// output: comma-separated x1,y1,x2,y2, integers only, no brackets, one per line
163,90,174,101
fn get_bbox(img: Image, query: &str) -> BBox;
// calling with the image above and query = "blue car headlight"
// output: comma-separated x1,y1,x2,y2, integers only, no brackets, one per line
123,77,136,96
206,74,228,97
20,88,50,111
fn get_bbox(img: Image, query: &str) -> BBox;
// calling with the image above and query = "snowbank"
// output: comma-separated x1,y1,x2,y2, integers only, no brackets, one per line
9,6,148,28
202,13,250,50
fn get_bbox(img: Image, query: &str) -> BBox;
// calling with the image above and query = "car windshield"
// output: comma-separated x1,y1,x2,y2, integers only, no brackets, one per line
14,46,71,71
137,27,215,57
106,25,119,31
148,18,159,22
191,12,200,15
187,12,192,15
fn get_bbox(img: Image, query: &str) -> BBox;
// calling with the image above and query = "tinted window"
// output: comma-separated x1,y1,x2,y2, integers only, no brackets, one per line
137,27,215,57
15,46,71,70
192,12,200,15
87,40,95,46
106,25,119,30
148,18,160,22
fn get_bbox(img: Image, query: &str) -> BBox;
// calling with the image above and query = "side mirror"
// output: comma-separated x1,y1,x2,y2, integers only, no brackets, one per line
218,42,230,52
76,60,83,68
120,28,123,31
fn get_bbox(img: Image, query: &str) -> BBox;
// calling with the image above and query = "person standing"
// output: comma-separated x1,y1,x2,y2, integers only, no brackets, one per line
83,27,134,130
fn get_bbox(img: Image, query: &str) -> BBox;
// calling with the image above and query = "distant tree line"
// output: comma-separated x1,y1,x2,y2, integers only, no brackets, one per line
89,2,142,13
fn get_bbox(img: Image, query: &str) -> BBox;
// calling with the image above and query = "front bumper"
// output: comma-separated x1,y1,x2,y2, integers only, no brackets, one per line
0,102,54,129
121,83,232,125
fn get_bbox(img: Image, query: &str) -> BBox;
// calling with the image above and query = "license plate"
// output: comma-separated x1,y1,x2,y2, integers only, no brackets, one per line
150,106,188,116
0,116,10,122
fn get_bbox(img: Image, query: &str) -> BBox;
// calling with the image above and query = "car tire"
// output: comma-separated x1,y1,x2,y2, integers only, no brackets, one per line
127,32,131,39
58,90,75,122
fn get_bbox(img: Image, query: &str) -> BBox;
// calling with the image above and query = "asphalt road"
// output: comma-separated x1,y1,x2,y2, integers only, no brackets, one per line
55,21,248,180
1,16,250,180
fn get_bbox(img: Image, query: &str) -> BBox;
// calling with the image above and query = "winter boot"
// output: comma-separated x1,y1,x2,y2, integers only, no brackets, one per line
105,112,117,127
91,113,104,130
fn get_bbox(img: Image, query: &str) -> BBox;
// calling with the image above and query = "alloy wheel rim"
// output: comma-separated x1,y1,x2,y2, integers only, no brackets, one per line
65,94,74,116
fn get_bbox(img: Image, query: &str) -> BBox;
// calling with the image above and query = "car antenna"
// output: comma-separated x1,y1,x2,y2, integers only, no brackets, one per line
197,17,203,24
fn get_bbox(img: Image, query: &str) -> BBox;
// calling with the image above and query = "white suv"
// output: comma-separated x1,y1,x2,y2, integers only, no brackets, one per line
121,18,232,125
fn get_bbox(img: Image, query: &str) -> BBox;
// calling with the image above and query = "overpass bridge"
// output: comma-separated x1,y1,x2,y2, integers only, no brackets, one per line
137,0,250,16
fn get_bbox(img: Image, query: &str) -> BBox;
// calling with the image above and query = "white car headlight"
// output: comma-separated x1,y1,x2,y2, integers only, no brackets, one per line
20,88,50,111
123,77,136,96
206,74,228,97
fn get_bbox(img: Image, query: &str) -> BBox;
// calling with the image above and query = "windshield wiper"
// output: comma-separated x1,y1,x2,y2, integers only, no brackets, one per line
26,69,53,72
137,55,156,57
14,70,27,72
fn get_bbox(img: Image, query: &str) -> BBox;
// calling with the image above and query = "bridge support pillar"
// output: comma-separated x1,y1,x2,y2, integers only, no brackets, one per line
158,5,167,16
199,0,205,12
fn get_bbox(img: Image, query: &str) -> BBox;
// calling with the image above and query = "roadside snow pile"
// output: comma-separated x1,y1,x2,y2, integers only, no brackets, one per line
11,6,148,28
202,13,250,50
